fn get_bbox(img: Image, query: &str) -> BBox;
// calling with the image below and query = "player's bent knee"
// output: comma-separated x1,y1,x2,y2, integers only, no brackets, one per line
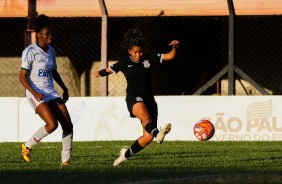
143,134,154,142
46,122,58,133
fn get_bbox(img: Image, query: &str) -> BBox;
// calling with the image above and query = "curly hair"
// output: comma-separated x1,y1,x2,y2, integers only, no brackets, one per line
122,28,145,50
35,14,50,33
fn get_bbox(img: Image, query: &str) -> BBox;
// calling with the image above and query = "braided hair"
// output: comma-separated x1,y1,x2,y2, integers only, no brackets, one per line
35,14,50,33
122,28,145,50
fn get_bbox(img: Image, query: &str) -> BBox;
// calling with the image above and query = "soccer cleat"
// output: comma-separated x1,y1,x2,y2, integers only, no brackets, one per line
21,144,31,162
113,147,128,166
60,161,71,166
156,123,172,144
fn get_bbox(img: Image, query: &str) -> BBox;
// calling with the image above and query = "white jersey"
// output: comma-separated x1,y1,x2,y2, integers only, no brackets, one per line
21,43,57,95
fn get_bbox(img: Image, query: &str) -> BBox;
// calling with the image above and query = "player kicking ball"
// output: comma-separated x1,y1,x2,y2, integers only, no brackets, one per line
94,28,179,166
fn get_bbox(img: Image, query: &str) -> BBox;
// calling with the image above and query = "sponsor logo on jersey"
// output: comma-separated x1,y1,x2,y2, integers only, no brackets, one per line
38,69,51,77
142,60,150,68
38,58,46,63
136,97,143,102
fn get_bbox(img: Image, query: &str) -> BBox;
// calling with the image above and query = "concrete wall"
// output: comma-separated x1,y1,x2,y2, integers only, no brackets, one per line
1,57,126,97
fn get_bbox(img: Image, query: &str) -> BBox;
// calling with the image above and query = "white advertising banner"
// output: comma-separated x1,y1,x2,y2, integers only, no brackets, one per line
156,96,282,141
18,97,142,142
0,97,19,142
2,96,282,142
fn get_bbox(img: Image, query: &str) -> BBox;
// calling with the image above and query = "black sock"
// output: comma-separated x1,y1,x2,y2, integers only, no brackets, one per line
144,123,159,137
125,140,144,158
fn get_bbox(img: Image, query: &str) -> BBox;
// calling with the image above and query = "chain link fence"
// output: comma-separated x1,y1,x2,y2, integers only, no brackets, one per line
0,15,281,97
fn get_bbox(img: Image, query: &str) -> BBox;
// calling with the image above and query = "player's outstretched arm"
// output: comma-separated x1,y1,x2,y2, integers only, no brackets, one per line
94,67,113,78
162,40,180,61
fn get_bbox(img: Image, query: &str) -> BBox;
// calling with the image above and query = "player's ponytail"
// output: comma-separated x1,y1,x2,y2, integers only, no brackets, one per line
122,28,145,50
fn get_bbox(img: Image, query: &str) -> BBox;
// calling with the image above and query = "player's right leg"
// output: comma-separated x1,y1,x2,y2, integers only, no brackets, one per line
21,143,31,162
21,102,57,162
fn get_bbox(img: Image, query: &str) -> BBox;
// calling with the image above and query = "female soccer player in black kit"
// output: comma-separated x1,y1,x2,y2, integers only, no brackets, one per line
94,28,179,166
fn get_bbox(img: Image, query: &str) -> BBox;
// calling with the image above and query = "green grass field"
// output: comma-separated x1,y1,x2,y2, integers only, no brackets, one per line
0,141,281,184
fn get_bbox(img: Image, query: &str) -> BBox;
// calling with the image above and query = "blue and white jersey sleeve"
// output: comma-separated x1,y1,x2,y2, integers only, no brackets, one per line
21,45,35,70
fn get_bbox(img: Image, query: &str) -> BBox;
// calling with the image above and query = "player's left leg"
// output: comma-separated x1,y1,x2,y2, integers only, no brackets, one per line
156,123,172,144
49,98,73,165
114,102,154,166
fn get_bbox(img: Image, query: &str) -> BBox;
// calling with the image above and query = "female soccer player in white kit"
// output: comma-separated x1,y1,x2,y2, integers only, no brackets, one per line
94,28,179,166
19,14,73,165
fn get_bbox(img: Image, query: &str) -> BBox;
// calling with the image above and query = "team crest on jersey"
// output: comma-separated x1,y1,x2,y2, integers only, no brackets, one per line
142,60,150,68
35,55,46,63
135,97,143,102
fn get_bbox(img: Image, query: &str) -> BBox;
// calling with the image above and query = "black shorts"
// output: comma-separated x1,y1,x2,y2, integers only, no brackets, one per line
125,95,158,120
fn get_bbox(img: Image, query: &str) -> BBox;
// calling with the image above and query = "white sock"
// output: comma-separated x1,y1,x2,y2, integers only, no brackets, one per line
25,126,49,149
62,132,73,163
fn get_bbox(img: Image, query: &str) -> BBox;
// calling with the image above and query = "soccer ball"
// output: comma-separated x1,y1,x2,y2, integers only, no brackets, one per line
194,120,215,141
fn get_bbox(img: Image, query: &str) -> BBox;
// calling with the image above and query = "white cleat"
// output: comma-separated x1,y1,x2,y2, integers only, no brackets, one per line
113,147,128,166
156,123,172,144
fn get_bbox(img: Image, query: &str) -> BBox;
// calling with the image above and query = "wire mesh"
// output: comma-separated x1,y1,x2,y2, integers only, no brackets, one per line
0,15,281,97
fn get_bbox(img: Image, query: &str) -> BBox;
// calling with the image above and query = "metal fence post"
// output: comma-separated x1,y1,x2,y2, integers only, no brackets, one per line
98,0,108,96
25,0,37,47
227,0,235,95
